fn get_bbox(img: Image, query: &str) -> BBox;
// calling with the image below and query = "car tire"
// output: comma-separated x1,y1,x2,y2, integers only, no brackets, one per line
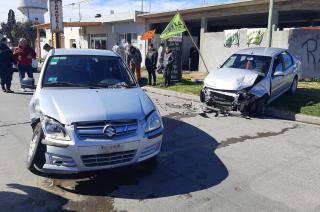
252,95,268,117
289,77,298,95
26,122,46,173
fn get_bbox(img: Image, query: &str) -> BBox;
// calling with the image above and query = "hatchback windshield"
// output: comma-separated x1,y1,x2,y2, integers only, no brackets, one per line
43,55,136,88
222,54,271,74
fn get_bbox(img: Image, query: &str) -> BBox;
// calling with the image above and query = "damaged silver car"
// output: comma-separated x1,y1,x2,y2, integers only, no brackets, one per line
200,47,301,116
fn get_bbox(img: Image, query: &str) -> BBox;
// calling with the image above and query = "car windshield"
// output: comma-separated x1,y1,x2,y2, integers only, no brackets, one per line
222,54,272,74
42,55,137,88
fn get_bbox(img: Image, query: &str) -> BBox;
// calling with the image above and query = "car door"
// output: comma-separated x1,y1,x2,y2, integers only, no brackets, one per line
270,54,286,99
281,51,296,89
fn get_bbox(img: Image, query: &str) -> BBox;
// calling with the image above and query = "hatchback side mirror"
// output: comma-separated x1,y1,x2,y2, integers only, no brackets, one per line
273,71,284,77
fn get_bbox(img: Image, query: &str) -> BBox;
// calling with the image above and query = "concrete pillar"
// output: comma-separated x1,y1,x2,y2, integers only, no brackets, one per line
199,17,208,72
200,17,207,34
272,9,279,31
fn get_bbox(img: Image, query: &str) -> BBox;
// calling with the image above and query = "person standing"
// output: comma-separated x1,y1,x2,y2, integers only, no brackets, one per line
0,37,16,93
42,43,53,60
129,46,142,81
145,43,158,86
112,42,125,60
125,41,132,66
163,46,174,87
156,42,165,74
13,38,36,92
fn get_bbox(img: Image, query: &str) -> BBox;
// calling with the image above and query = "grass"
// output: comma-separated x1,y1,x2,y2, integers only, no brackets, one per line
142,70,320,117
153,74,203,95
142,71,203,95
271,82,320,117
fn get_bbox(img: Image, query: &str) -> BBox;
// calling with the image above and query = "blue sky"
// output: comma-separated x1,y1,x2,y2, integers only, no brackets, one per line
0,0,232,23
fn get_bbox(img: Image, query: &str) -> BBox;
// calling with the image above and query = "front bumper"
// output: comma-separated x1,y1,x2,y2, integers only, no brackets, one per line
200,87,257,112
41,128,163,174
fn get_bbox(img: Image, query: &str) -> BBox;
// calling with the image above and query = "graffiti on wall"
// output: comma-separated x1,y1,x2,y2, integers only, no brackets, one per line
301,34,320,69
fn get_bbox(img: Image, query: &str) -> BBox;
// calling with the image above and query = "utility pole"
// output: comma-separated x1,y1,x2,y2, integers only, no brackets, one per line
266,0,274,47
64,0,92,22
141,0,144,12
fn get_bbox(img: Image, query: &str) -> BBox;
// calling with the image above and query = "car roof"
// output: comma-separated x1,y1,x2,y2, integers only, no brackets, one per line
51,48,118,57
236,47,285,57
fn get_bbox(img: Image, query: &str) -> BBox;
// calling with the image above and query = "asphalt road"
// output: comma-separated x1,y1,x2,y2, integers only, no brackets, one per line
1,73,320,212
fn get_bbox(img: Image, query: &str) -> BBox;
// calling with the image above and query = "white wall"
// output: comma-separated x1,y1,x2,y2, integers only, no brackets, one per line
199,28,320,78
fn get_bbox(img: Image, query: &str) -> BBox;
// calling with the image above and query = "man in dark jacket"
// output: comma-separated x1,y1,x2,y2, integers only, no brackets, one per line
163,46,174,87
129,46,142,81
145,43,158,85
0,37,16,93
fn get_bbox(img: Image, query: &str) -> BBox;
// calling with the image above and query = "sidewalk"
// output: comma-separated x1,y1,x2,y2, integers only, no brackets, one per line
144,86,320,126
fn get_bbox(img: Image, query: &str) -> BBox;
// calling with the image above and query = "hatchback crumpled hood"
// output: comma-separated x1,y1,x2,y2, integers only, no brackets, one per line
38,88,154,125
204,68,261,91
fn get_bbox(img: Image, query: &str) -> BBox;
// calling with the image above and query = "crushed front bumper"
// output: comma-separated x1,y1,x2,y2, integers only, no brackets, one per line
200,87,258,113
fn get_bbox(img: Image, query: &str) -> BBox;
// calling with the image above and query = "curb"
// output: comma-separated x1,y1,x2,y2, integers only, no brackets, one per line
144,86,320,126
144,86,200,103
265,107,320,126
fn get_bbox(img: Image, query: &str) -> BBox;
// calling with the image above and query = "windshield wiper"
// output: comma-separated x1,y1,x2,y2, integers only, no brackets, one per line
109,82,136,88
44,82,80,87
85,82,109,88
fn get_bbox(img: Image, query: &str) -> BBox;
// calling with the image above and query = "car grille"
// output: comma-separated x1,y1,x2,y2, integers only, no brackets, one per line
75,119,138,140
81,150,137,167
210,91,235,103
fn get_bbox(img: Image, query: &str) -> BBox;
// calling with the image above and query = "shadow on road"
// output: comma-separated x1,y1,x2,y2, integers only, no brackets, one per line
52,116,228,200
0,183,73,211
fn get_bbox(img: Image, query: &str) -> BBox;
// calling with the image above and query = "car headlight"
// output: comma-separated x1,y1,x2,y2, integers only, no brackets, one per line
145,111,163,133
40,116,70,141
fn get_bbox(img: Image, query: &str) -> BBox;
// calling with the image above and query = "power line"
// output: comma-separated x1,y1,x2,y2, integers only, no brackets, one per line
63,0,93,21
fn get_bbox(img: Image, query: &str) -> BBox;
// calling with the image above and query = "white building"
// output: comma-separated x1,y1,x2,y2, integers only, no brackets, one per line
37,11,147,64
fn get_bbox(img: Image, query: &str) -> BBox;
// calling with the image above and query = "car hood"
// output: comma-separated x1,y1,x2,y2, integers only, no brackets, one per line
38,88,154,125
204,68,263,91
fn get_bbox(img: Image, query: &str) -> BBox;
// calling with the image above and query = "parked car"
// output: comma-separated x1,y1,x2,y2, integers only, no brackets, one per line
26,49,164,174
200,47,301,115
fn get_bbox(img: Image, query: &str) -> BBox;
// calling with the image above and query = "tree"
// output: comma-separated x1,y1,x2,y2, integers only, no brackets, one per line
0,10,37,47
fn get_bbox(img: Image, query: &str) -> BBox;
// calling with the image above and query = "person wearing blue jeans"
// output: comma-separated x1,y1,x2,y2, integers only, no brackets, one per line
13,38,36,92
18,64,33,83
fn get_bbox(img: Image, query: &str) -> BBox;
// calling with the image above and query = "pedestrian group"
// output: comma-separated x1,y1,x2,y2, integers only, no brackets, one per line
0,37,36,93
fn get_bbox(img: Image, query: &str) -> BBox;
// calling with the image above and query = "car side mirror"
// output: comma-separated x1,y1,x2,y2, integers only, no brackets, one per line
273,64,284,76
273,71,284,77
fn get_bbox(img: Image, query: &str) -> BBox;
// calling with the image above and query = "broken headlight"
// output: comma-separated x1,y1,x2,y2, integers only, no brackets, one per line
40,116,70,141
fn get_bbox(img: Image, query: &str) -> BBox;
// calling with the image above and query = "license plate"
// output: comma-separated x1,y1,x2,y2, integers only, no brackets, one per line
78,141,138,155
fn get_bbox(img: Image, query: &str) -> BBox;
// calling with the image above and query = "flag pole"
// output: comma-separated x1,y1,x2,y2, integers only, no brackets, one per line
180,14,209,73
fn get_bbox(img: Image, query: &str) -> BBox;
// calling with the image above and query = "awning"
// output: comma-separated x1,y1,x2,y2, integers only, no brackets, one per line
34,22,102,30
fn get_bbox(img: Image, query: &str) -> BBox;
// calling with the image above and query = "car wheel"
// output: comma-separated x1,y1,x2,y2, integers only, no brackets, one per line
289,77,298,95
26,122,46,173
252,95,268,117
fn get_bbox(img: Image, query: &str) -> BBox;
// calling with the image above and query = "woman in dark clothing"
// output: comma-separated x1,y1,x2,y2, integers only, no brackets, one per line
0,37,16,93
145,43,158,86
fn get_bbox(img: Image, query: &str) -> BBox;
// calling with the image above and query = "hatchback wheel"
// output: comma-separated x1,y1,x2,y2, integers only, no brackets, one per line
289,77,298,95
26,123,46,173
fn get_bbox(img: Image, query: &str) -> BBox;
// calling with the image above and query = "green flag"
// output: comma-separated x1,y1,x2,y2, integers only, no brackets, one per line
160,12,187,40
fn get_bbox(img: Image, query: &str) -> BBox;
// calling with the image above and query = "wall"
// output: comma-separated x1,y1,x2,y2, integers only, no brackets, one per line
199,29,320,78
